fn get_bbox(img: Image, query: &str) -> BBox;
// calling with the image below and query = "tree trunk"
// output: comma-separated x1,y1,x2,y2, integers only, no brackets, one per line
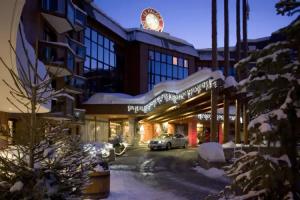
236,0,241,62
29,89,37,169
223,0,230,143
242,0,248,58
212,0,218,70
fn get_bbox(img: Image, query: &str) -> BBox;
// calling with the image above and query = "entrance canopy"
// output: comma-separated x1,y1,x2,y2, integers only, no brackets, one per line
82,69,239,123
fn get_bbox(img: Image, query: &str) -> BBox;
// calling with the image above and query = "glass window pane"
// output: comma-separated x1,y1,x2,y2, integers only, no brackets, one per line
184,59,189,68
155,61,160,74
178,67,183,79
84,67,89,73
98,46,103,61
91,42,97,58
98,34,103,45
161,63,166,76
92,29,97,42
110,52,115,67
161,76,166,82
155,52,160,61
167,64,172,77
104,64,109,70
148,60,151,73
84,56,90,68
167,55,172,64
173,57,178,65
173,66,178,78
178,58,184,66
110,41,115,51
85,38,90,56
149,51,154,60
151,61,155,74
104,49,109,64
104,38,109,49
98,62,103,69
91,59,97,70
161,54,166,63
184,68,188,77
155,75,160,83
85,27,90,38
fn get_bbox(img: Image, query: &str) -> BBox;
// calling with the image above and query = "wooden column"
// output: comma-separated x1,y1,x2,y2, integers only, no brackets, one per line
210,88,218,142
243,102,249,144
223,95,229,143
235,99,241,143
94,116,97,141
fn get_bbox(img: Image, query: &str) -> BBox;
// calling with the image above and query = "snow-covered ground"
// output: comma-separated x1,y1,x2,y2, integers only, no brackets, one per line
192,166,225,179
106,170,187,200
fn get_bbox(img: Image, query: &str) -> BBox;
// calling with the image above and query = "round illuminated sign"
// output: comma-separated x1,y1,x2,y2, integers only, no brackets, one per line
141,8,164,32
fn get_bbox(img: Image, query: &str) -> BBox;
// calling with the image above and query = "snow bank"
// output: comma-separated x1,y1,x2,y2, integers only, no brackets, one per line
94,164,105,172
10,181,23,192
197,142,226,163
108,170,186,200
224,76,238,88
83,142,114,158
222,141,236,149
193,166,225,178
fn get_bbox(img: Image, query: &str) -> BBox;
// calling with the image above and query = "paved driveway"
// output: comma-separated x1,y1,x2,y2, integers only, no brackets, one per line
109,146,230,200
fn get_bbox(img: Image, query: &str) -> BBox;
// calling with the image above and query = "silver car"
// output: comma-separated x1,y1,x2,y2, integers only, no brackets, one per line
148,133,188,150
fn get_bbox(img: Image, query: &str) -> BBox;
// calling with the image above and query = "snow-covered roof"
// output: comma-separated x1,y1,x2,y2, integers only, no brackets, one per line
88,2,128,40
126,28,198,56
86,2,198,56
84,69,225,105
248,36,270,43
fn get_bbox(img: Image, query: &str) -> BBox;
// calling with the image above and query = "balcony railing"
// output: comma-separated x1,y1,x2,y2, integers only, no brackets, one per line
51,96,74,117
74,6,86,31
67,37,86,60
41,0,86,33
74,108,85,123
38,40,75,77
64,75,86,94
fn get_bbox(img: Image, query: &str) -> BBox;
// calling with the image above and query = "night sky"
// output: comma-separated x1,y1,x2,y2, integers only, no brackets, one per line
94,0,297,49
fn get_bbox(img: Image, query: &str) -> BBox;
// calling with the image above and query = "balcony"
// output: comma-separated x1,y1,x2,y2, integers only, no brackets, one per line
50,96,74,120
73,108,85,124
41,0,86,33
67,37,86,61
74,6,86,31
38,40,75,77
64,75,86,94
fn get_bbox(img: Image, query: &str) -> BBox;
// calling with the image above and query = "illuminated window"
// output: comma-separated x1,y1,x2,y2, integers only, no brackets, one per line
147,50,189,91
173,57,178,65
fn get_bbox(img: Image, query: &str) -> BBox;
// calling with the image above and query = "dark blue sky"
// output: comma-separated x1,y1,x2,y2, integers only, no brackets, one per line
95,0,297,49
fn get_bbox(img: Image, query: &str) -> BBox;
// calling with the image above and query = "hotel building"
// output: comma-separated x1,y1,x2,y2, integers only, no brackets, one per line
0,0,277,147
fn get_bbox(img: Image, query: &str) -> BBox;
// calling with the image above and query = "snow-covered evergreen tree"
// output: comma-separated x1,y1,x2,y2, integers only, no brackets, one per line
218,3,300,200
0,122,103,199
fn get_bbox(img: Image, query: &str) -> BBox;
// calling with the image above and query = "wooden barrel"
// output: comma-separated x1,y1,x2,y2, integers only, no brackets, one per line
83,170,110,199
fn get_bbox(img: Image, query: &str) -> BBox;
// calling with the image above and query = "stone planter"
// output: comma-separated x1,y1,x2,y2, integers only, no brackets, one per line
83,170,110,199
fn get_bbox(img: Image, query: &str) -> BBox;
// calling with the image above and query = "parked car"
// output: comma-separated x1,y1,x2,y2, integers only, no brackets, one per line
148,133,188,150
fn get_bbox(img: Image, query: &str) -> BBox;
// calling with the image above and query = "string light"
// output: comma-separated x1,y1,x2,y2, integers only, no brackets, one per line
128,78,218,113
198,113,236,121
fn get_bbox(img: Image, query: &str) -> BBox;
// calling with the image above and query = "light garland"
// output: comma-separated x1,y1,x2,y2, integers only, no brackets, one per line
128,78,219,113
198,113,236,121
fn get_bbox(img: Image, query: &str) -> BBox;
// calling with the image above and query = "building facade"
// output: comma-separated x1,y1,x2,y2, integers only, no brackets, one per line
0,0,278,148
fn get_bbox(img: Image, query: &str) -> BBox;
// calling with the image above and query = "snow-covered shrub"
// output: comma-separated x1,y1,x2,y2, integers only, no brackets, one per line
222,151,294,200
198,142,226,163
0,123,102,199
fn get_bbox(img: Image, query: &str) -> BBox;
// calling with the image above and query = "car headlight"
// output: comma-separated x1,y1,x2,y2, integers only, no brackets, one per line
158,141,162,144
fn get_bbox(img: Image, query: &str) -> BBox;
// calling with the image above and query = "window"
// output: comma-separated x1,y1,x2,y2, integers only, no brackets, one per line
147,50,190,90
84,26,118,72
173,57,178,65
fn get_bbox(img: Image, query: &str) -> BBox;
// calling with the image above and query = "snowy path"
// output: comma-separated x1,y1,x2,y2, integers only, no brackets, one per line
107,170,187,200
107,147,230,200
